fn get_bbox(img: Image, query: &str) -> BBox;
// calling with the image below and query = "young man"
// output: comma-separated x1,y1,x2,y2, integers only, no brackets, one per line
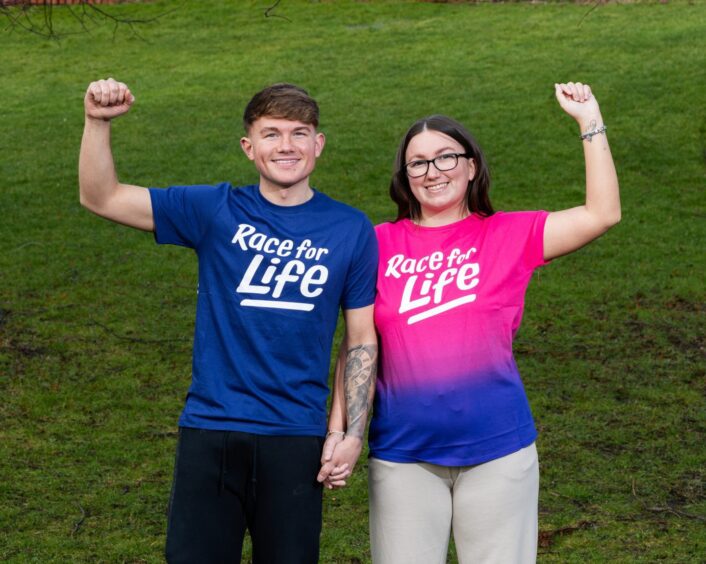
79,78,377,563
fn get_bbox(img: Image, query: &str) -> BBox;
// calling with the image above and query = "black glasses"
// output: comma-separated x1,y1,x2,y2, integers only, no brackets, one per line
403,153,469,178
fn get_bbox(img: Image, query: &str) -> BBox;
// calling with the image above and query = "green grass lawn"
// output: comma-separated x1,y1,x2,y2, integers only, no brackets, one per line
1,1,704,562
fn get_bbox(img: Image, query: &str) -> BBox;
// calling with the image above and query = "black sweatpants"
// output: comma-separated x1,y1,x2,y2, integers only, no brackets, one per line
165,427,325,564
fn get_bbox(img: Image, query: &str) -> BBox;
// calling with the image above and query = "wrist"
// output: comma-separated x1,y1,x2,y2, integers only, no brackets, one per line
343,434,363,445
85,114,112,126
579,122,607,142
577,114,604,132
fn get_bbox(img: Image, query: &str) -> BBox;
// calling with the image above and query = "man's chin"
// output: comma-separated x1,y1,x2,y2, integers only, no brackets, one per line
273,175,309,190
259,177,310,193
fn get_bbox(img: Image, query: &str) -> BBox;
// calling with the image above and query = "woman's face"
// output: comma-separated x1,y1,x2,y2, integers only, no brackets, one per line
405,129,476,225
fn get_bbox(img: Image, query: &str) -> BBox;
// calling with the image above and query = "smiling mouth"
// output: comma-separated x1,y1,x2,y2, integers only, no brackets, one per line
425,182,448,193
273,158,300,166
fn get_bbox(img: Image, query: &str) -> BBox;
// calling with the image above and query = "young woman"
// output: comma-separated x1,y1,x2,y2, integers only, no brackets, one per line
368,82,620,563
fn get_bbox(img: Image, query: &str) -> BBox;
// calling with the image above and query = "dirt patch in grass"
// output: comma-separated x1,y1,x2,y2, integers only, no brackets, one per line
539,520,596,549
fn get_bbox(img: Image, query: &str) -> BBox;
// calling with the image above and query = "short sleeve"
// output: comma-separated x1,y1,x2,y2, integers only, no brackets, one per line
522,210,550,271
149,184,227,249
341,217,378,310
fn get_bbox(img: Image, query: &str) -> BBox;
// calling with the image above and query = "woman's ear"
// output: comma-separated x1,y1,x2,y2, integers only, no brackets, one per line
467,158,476,182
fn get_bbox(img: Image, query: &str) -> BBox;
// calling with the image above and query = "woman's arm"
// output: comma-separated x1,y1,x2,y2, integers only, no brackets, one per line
544,82,621,261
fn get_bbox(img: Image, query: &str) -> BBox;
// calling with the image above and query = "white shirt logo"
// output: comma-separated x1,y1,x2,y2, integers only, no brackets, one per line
232,223,329,311
385,247,479,324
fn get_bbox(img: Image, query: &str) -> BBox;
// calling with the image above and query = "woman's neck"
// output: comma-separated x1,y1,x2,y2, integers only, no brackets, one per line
415,206,469,227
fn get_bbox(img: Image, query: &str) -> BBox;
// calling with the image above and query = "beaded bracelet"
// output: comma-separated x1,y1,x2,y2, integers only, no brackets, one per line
326,430,345,438
580,124,607,142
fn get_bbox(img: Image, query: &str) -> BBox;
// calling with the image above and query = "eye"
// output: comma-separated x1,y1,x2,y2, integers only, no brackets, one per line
436,153,456,163
408,160,427,169
263,132,278,139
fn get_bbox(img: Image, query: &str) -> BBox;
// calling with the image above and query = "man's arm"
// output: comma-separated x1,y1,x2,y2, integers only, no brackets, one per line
79,78,154,231
317,305,377,488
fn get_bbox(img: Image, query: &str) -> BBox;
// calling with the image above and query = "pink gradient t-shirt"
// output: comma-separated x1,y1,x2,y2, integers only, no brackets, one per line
370,211,549,466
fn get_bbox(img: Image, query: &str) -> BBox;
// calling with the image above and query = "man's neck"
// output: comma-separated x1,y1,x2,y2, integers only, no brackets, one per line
258,179,314,207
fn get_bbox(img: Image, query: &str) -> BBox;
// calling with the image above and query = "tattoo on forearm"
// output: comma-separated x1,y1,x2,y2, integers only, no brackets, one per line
344,344,378,439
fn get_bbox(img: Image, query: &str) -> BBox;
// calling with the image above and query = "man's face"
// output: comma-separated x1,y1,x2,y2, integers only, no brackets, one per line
240,117,325,192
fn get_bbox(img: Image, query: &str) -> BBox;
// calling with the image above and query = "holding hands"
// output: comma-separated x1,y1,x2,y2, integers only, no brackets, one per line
85,78,134,121
318,432,363,490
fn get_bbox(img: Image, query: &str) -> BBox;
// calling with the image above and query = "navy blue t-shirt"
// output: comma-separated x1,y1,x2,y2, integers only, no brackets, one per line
149,184,378,436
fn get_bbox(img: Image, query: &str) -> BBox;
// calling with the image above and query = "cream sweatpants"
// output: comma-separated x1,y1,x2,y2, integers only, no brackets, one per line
369,443,539,564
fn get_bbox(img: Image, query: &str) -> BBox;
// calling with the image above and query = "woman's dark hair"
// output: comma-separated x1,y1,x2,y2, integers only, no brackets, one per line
390,115,494,222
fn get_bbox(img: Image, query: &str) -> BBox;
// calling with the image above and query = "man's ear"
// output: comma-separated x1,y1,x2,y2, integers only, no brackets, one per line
315,132,325,157
240,137,254,161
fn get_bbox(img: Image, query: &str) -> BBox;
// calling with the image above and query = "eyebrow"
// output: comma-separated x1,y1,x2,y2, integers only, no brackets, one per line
260,126,311,134
406,147,459,160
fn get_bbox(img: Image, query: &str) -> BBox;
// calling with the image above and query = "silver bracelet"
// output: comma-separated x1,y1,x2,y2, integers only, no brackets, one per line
580,124,607,142
326,430,345,438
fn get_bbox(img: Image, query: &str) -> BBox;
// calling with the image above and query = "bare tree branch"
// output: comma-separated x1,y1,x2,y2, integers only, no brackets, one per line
264,0,291,23
66,3,91,34
579,0,604,27
0,1,173,40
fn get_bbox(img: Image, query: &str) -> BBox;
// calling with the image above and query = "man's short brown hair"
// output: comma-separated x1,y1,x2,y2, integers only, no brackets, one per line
243,83,319,132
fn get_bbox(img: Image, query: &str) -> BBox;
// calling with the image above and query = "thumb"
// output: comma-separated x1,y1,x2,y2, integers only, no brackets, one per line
317,462,332,483
321,438,336,463
554,83,565,104
554,83,575,114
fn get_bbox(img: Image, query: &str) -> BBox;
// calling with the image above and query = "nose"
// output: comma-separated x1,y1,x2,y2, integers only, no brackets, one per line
426,162,442,179
278,134,293,152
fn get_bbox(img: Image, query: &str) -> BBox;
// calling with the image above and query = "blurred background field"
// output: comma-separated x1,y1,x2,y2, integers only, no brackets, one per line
0,1,704,561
